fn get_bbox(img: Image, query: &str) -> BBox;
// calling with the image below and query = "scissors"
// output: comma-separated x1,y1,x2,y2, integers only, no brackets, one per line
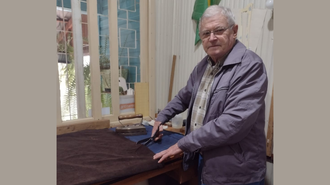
136,124,162,146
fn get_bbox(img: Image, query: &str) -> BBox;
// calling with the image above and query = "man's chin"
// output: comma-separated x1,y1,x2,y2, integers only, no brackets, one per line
208,51,222,58
207,46,222,53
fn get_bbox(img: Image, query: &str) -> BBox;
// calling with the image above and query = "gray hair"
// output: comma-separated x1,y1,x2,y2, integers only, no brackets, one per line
199,5,236,32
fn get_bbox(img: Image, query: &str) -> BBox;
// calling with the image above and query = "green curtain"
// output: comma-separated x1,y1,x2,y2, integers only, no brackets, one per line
192,0,221,45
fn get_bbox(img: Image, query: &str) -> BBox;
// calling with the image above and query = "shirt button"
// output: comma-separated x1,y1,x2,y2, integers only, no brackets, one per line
204,89,206,92
199,106,201,109
195,123,197,126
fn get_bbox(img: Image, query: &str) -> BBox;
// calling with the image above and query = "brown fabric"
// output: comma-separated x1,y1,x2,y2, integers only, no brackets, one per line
57,128,163,185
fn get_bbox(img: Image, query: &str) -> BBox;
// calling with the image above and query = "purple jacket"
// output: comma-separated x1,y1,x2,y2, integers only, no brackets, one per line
156,40,268,184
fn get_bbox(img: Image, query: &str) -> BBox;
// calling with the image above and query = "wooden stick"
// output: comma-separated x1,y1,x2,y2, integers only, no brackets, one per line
266,86,274,157
57,119,110,135
168,55,177,102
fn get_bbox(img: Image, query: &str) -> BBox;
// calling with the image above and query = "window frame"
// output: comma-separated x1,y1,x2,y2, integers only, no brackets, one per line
56,0,155,127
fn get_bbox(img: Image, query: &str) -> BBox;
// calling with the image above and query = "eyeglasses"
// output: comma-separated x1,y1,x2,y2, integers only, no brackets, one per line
200,25,233,40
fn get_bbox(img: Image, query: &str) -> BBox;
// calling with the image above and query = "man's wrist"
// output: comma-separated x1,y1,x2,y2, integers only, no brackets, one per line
155,121,163,126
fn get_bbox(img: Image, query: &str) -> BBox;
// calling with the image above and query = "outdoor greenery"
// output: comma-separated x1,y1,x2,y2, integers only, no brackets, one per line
57,33,121,119
57,33,93,119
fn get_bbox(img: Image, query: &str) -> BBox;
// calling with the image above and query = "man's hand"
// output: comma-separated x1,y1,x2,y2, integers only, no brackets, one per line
151,121,164,141
153,143,182,163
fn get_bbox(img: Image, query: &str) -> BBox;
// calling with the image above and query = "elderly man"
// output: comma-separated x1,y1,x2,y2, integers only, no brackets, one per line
152,5,268,185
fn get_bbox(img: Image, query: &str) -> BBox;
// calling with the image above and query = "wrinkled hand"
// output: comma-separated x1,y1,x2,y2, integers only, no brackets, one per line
151,121,163,141
153,143,182,163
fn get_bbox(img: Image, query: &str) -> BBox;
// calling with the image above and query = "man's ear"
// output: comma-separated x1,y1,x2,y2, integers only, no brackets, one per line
232,24,238,38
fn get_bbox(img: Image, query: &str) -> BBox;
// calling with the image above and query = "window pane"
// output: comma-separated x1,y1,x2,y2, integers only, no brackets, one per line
117,0,140,115
81,1,87,12
56,0,92,121
97,0,112,115
97,0,108,15
117,0,140,90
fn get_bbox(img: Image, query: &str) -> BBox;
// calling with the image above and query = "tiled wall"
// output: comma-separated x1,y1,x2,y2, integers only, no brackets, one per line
97,0,141,87
56,0,71,9
117,0,140,87
57,0,141,88
98,0,110,59
56,0,87,11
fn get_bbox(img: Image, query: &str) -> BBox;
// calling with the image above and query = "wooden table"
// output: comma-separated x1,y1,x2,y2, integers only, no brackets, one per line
58,121,197,185
104,158,198,185
101,126,198,185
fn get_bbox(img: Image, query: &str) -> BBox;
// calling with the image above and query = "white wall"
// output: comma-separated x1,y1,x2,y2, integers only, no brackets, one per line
155,0,206,114
155,0,274,184
155,0,274,127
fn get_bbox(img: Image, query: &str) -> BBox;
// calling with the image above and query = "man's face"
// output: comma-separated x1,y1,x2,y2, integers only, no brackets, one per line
199,13,238,62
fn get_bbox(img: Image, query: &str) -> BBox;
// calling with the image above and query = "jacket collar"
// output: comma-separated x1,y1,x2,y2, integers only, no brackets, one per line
198,40,246,76
223,40,247,66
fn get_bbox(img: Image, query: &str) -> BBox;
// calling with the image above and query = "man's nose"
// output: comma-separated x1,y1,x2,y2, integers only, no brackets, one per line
209,32,217,40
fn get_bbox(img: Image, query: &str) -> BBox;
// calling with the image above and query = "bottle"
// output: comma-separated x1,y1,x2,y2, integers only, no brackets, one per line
172,114,183,128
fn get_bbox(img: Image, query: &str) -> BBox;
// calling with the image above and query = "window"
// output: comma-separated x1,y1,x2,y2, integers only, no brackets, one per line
56,0,150,125
56,0,91,121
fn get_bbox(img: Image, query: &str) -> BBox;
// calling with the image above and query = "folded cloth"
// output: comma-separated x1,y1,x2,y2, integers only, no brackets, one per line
120,125,184,154
57,129,163,185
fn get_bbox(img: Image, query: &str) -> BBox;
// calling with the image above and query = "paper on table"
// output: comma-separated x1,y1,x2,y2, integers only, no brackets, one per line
148,120,168,129
148,120,155,126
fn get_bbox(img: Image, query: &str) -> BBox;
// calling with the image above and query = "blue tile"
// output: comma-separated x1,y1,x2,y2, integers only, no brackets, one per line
81,2,87,12
56,0,62,7
127,70,136,83
129,57,140,65
118,9,127,19
137,74,140,82
99,55,110,63
119,28,136,48
99,36,110,55
63,0,71,8
136,67,140,77
118,19,127,29
116,0,140,83
121,65,139,83
99,16,109,27
99,27,109,36
128,20,139,30
97,0,108,15
121,66,133,82
118,47,128,57
129,58,140,76
136,31,140,42
98,15,109,35
128,3,139,21
99,51,110,58
119,57,129,66
129,48,140,57
127,74,136,83
119,0,136,11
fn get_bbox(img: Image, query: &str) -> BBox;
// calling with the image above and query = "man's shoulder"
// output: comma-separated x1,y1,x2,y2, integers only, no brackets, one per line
187,56,209,80
194,56,209,70
234,41,263,64
198,55,209,64
243,49,263,64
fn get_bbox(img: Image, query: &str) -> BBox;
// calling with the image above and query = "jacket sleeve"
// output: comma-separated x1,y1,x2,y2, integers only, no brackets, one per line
155,65,198,124
178,52,268,152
